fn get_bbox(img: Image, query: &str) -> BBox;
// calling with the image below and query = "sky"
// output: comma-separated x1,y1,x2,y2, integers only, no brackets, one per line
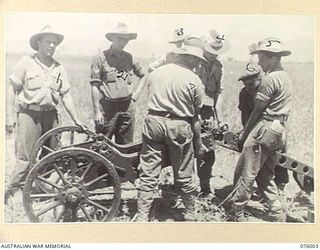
5,12,315,62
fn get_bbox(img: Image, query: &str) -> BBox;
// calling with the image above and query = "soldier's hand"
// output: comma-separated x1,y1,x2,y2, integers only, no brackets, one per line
6,116,16,134
94,110,104,125
74,120,87,132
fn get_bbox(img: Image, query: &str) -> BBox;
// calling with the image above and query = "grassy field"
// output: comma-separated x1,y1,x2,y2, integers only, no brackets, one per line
4,52,314,223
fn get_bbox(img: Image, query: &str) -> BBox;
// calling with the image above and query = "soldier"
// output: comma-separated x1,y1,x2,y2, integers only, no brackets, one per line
196,29,230,197
237,68,289,192
230,38,292,222
148,27,190,72
90,22,145,143
136,38,207,221
5,25,82,202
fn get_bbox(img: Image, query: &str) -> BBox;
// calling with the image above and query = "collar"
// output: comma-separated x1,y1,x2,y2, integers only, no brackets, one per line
32,54,60,69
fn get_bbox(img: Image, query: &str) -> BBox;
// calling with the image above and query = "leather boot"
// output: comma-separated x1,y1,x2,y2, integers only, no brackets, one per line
181,191,197,221
267,207,286,222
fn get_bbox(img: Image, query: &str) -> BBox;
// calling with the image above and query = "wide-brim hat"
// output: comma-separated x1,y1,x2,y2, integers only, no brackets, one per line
173,36,207,62
204,29,231,55
250,37,291,56
173,45,207,62
169,27,191,43
238,66,262,82
30,25,64,51
105,22,137,42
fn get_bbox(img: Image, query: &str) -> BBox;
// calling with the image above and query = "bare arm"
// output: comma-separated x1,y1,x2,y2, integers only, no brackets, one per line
61,92,81,125
214,92,224,125
191,115,206,158
91,85,104,124
131,75,148,102
148,54,167,73
240,99,269,143
6,83,16,133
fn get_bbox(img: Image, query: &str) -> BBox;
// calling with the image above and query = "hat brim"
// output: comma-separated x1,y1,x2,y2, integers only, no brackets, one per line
30,32,64,51
105,33,137,42
173,48,207,62
238,72,261,81
204,40,231,55
250,49,291,56
169,33,191,44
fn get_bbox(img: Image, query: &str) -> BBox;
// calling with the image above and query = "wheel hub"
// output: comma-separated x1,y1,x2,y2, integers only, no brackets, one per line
63,186,84,204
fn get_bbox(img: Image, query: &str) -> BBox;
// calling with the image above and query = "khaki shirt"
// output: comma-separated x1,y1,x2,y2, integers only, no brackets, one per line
90,48,144,100
147,63,204,118
256,70,292,117
9,54,71,107
197,59,223,106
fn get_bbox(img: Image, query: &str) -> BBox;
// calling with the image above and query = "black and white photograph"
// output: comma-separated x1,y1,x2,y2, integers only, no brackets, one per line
4,12,314,225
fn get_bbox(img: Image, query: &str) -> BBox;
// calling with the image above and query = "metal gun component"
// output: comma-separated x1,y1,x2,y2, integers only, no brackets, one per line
201,125,314,193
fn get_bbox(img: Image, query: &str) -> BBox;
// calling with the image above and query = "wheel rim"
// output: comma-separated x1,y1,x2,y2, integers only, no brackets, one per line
23,148,121,223
30,126,92,166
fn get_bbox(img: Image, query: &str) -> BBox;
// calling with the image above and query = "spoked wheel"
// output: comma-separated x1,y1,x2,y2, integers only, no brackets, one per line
30,126,92,166
23,148,121,223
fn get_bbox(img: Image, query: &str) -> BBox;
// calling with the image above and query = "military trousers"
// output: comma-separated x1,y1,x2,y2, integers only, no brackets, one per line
97,97,135,144
137,114,197,220
7,108,58,191
231,119,286,212
197,105,216,192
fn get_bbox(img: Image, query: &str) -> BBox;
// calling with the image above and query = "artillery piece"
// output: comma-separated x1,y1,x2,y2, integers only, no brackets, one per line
22,124,314,223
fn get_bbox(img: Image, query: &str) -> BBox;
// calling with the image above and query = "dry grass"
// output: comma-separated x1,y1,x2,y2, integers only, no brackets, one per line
5,53,314,223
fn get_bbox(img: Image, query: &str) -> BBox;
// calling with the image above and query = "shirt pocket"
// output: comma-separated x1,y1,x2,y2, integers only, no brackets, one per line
49,73,63,92
101,62,117,83
25,72,42,90
256,125,283,152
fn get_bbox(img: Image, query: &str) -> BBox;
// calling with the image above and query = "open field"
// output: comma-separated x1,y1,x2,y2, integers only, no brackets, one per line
4,53,314,223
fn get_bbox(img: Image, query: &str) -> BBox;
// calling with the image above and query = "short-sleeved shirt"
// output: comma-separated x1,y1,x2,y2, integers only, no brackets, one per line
256,69,292,117
147,63,204,118
197,59,223,106
9,54,70,107
89,48,144,100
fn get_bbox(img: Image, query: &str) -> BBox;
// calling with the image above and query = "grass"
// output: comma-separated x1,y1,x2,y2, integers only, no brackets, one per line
5,53,314,223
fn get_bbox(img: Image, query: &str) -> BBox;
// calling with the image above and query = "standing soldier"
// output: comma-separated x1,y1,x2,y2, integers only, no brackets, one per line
231,38,292,222
237,67,289,192
148,27,190,72
136,38,207,221
196,29,230,197
90,23,145,143
5,25,82,202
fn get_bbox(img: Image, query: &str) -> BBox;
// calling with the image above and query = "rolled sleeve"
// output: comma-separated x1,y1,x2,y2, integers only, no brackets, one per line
89,54,102,85
256,77,274,102
9,56,29,91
